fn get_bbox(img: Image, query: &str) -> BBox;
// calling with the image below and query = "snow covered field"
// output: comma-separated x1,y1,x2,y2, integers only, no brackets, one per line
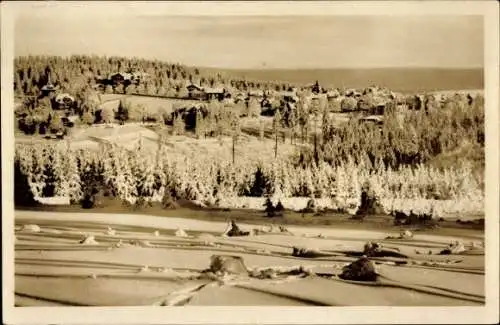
14,210,484,307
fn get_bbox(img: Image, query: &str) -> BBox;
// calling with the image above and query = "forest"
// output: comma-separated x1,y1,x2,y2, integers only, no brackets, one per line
13,55,485,220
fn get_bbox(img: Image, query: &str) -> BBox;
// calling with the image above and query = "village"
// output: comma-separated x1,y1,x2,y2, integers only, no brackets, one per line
15,65,467,148
8,5,490,312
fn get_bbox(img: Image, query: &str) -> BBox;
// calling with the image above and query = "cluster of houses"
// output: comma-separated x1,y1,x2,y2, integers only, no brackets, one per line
96,71,150,88
186,83,227,101
186,83,301,104
35,69,458,132
39,75,76,111
185,80,330,106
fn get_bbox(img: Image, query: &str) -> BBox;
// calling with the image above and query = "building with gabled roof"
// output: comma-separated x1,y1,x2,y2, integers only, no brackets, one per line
204,87,226,101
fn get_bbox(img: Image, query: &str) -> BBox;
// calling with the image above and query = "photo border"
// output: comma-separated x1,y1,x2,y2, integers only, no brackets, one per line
2,1,499,324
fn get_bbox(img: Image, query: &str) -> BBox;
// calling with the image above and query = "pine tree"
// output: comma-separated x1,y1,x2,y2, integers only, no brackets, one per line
133,155,151,208
52,149,67,197
41,149,58,198
172,114,185,135
116,99,129,124
14,157,38,207
250,165,268,197
115,153,137,204
247,97,261,117
195,109,205,138
66,150,82,204
81,110,94,125
101,107,114,124
29,146,46,198
49,113,64,134
264,197,276,218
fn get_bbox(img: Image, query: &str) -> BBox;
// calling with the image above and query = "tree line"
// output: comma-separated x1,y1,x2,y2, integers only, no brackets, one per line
14,55,297,100
14,142,484,218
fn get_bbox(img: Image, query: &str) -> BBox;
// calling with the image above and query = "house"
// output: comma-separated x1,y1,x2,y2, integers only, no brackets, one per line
40,72,58,97
359,115,384,131
130,72,149,83
263,89,276,98
233,91,247,103
186,83,205,100
370,96,389,115
41,84,57,97
204,87,226,101
109,73,133,86
41,74,57,97
54,93,75,110
248,90,264,98
326,89,340,99
280,91,299,103
345,89,361,97
305,81,322,94
359,115,384,127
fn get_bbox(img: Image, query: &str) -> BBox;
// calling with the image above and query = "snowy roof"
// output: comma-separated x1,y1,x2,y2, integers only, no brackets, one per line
187,83,203,90
360,115,384,123
203,87,225,94
55,93,75,103
248,90,264,96
109,72,133,80
41,84,56,91
327,90,340,98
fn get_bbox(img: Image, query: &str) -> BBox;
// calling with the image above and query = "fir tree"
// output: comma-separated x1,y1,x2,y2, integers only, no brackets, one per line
249,165,268,197
81,110,94,125
66,150,82,204
172,114,185,135
195,109,205,138
14,158,38,207
264,197,276,218
116,99,129,124
41,151,57,197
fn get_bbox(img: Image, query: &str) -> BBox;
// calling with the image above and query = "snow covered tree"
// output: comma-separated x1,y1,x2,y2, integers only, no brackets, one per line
41,151,57,197
247,97,261,117
14,156,38,207
172,114,185,135
66,150,82,204
101,107,114,124
81,110,94,125
116,99,129,124
49,113,64,134
195,110,206,138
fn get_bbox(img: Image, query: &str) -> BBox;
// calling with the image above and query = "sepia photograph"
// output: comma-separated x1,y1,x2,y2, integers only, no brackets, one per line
2,1,499,324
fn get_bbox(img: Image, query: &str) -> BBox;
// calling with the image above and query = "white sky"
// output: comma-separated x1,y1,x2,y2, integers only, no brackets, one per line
14,9,483,69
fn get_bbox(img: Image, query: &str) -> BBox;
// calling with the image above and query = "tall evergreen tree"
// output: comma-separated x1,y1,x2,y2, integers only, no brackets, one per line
14,157,38,207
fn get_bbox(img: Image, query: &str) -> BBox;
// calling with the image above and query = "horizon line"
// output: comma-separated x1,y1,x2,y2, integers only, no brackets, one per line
13,53,484,71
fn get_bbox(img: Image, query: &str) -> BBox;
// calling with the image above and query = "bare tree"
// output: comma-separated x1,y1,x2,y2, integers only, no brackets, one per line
259,119,265,141
230,112,241,164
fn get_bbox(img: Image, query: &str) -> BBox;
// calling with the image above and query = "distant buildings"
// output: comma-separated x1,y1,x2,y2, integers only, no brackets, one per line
280,90,299,103
248,90,265,98
186,83,205,100
41,74,57,97
54,93,75,110
102,71,150,87
204,87,226,101
186,82,227,101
